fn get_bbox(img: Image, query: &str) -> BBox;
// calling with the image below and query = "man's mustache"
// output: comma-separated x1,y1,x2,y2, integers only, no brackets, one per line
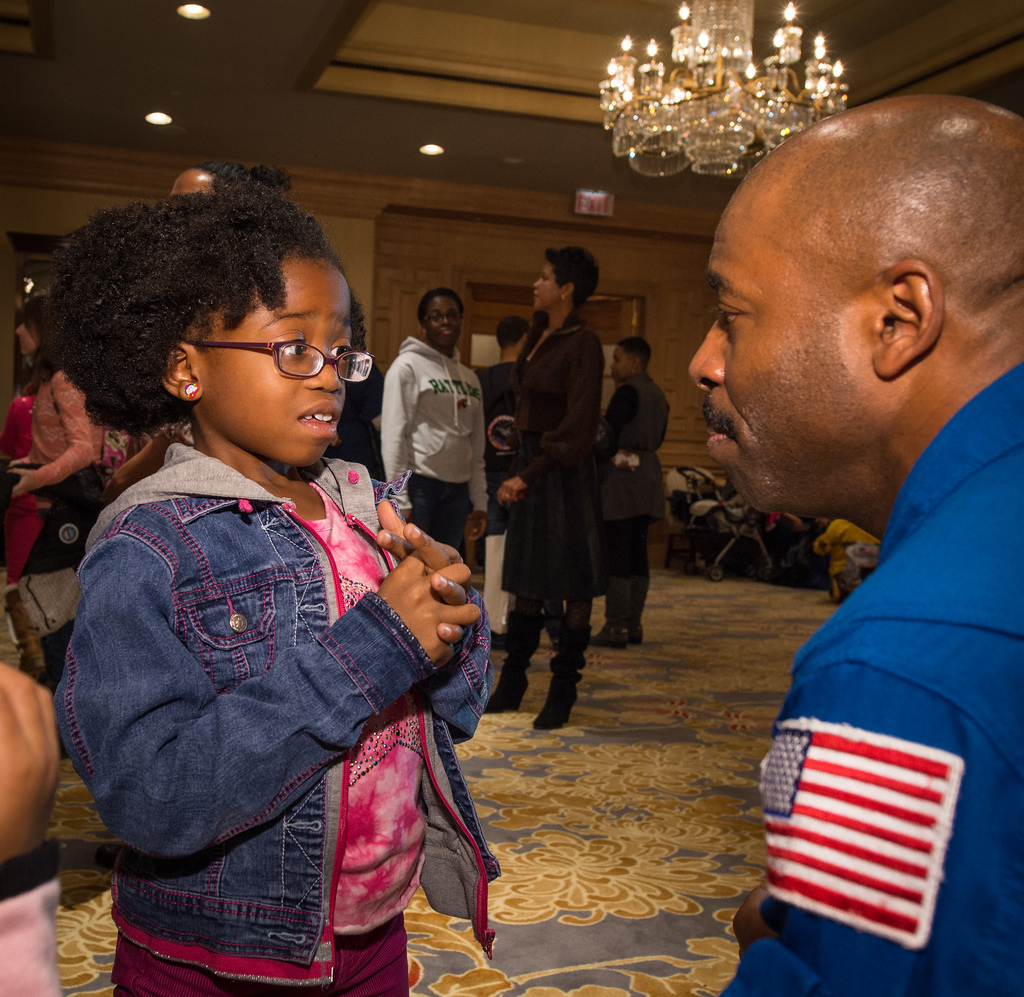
702,396,737,439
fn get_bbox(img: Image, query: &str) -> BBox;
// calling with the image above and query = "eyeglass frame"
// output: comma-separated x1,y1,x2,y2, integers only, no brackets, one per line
197,341,375,382
422,309,462,325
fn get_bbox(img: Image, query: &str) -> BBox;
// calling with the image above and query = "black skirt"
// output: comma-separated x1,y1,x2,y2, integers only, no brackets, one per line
502,431,607,601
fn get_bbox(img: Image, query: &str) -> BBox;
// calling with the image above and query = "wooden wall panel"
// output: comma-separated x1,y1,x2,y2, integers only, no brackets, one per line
0,135,724,472
0,137,721,239
373,210,720,472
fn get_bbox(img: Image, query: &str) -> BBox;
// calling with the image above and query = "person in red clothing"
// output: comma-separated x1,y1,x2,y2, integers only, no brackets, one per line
1,299,48,678
7,308,105,502
6,296,104,686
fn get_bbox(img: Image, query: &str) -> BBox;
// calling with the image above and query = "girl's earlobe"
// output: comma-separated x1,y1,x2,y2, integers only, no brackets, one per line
163,344,200,399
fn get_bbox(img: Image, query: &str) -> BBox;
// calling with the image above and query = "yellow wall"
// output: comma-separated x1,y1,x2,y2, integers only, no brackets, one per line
315,214,376,348
0,183,376,415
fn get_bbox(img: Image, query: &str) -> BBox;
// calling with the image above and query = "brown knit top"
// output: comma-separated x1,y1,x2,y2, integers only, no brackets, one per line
511,310,605,486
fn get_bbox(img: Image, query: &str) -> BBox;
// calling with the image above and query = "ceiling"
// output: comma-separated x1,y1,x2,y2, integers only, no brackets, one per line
3,0,1024,212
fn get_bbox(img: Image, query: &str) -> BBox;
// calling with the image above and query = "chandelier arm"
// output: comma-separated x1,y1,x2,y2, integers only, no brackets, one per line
602,0,845,177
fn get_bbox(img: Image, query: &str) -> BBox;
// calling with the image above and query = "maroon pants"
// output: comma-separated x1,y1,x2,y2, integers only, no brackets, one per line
111,915,409,997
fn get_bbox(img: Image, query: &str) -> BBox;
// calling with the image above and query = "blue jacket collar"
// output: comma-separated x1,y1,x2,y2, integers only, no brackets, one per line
882,360,1024,561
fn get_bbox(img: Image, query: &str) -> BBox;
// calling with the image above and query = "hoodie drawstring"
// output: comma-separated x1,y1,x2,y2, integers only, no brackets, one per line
441,355,462,429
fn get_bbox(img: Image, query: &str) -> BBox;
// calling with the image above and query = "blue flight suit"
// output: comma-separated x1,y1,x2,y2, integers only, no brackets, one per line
726,361,1024,996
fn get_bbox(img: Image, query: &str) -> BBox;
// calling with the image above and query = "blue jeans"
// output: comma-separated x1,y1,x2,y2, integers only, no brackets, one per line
407,473,472,558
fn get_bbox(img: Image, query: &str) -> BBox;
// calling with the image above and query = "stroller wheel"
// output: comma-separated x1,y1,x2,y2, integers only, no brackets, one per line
708,564,725,582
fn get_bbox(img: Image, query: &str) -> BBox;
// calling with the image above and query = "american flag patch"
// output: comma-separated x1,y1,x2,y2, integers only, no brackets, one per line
760,718,963,950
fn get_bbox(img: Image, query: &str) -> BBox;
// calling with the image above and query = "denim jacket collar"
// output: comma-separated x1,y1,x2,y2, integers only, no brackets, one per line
89,444,376,550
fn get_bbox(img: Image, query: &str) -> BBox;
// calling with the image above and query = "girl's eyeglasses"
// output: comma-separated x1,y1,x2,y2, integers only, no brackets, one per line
199,341,374,382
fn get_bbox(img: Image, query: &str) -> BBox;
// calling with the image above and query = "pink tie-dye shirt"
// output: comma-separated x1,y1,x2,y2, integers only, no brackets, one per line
303,485,427,935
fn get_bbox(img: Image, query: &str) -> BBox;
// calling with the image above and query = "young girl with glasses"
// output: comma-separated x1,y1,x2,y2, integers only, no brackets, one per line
48,184,497,995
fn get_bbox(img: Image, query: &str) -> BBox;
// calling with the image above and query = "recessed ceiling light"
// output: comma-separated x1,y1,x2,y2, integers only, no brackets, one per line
177,4,211,19
419,144,444,156
504,156,524,165
145,111,173,125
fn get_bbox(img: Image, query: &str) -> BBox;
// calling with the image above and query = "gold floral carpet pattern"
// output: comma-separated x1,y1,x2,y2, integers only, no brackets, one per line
27,571,836,996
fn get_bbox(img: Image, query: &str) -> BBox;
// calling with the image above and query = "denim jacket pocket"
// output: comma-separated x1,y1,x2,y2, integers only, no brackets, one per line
187,584,277,692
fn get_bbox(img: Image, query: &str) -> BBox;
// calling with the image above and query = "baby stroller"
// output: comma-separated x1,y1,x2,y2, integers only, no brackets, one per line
669,469,773,582
666,467,721,570
667,467,723,508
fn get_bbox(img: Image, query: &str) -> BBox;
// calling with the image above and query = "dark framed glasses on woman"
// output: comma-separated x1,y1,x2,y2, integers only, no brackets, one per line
199,341,374,382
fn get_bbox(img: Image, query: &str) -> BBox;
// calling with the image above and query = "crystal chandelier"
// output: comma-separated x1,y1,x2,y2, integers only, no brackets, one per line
600,1,847,178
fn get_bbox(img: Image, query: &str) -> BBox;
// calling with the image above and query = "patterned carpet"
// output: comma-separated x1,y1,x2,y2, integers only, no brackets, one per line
8,569,836,996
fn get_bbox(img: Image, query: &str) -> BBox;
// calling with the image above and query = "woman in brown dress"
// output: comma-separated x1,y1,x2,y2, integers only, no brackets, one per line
487,246,606,729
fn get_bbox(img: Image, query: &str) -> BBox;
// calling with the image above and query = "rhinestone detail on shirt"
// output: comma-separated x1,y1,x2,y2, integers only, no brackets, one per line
349,693,423,787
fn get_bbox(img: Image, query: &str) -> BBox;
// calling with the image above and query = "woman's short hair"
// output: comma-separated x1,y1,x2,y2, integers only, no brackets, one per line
417,287,464,323
49,183,357,436
544,246,599,307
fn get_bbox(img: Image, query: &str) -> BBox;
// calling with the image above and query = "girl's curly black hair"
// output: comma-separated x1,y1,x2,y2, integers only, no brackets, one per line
49,184,363,437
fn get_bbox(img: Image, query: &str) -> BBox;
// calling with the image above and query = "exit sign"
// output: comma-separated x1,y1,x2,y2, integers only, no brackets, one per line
574,189,614,217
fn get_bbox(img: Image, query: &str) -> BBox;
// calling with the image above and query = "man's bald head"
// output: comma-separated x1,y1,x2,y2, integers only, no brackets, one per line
691,96,1024,536
734,95,1024,318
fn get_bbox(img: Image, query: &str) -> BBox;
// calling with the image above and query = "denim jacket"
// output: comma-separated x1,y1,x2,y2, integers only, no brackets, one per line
56,446,498,986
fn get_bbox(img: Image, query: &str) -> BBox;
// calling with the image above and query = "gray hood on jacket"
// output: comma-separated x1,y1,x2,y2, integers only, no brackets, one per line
88,444,366,552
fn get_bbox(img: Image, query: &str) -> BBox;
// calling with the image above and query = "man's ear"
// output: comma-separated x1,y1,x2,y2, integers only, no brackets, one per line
163,343,202,401
560,281,575,304
871,259,944,380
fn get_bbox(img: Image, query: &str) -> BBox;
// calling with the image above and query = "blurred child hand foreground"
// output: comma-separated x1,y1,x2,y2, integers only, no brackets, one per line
0,662,58,863
0,661,62,997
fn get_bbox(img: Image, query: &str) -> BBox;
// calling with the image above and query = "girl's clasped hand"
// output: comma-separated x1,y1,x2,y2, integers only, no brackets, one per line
375,499,479,664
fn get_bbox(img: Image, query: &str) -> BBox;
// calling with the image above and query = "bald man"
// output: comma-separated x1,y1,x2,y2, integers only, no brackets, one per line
691,95,1024,995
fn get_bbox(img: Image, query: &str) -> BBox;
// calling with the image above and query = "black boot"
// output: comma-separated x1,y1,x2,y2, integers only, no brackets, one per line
590,577,630,648
533,626,590,730
485,611,544,713
627,575,650,644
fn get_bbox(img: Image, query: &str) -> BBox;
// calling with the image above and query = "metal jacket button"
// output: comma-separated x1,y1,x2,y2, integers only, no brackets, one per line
229,613,248,634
